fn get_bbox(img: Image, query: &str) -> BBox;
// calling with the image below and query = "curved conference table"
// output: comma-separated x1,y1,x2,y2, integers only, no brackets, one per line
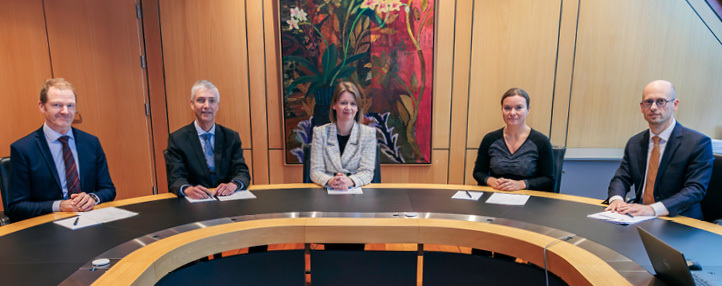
1,184,721,285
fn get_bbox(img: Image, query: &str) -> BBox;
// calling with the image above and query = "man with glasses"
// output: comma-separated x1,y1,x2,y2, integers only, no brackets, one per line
605,80,713,219
7,78,116,221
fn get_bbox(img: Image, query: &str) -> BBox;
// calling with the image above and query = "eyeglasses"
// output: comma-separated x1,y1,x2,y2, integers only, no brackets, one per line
640,99,674,108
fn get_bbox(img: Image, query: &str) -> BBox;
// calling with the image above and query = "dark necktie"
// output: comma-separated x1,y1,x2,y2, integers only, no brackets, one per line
58,136,81,197
643,136,661,205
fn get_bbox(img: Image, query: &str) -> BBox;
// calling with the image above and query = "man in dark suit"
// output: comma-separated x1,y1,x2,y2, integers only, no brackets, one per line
606,80,713,219
8,78,116,221
166,80,250,199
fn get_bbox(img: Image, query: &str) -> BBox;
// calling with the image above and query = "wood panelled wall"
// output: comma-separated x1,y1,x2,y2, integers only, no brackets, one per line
1,0,720,210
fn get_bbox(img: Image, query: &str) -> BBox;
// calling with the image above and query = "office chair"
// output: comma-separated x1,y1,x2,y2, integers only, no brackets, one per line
0,157,13,225
551,146,566,193
302,145,381,184
701,154,722,225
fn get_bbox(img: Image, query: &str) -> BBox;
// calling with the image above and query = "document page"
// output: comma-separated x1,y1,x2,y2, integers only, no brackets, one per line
80,207,138,223
587,211,655,225
485,193,531,206
185,196,217,203
327,187,363,195
452,191,483,201
217,190,257,201
54,216,102,230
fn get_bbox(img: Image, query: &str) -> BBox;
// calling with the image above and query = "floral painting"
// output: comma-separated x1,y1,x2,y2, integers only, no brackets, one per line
280,0,435,164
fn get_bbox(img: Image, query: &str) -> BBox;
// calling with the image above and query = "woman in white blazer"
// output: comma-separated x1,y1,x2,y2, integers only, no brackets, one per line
310,81,377,190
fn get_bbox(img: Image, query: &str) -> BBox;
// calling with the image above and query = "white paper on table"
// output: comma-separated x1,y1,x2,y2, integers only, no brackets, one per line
79,207,138,223
327,187,363,195
53,216,102,230
485,193,531,205
587,211,656,225
451,191,483,201
217,190,257,201
185,195,217,203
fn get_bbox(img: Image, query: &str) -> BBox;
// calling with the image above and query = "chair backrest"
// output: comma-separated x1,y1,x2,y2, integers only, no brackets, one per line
302,145,381,184
163,150,171,188
551,146,566,193
0,157,11,211
701,153,722,223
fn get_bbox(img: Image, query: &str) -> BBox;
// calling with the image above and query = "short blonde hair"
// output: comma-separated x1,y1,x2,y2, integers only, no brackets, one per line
40,78,76,104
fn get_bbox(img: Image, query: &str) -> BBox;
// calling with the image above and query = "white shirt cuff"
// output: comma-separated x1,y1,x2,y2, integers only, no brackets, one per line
650,202,669,216
52,200,61,212
179,185,191,196
609,195,624,203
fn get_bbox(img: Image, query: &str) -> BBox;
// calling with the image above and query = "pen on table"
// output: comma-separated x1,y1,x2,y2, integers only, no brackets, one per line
73,216,80,226
465,191,473,198
625,213,634,218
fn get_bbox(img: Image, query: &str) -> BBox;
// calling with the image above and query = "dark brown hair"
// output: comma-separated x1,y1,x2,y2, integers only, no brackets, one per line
500,88,530,109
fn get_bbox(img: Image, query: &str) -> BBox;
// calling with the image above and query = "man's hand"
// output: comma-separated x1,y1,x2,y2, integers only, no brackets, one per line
215,182,238,196
59,199,80,212
605,199,626,213
70,193,96,211
184,185,215,199
615,203,656,217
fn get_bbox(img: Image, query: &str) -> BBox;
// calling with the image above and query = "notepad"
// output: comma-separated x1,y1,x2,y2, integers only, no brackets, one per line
452,191,483,201
587,211,656,225
327,187,363,195
485,193,530,205
217,190,257,201
54,207,139,230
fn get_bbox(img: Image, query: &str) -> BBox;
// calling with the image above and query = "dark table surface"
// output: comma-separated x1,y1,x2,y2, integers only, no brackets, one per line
1,186,720,285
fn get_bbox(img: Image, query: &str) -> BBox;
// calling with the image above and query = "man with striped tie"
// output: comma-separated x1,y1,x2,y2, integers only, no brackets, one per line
7,78,116,221
166,80,250,199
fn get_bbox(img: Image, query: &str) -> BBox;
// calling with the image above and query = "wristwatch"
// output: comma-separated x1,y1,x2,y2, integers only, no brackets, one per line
89,193,100,204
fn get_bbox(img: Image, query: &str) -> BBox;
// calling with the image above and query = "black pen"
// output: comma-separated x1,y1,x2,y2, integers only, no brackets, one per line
465,191,473,198
73,217,80,226
625,213,634,218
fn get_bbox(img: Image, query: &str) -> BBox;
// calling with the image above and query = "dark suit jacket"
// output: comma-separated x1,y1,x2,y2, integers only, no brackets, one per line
608,123,713,219
166,123,251,195
7,127,116,221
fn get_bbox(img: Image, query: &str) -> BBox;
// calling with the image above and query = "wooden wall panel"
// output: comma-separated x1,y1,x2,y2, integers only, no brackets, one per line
0,0,53,210
446,0,475,184
44,0,155,199
159,0,252,147
264,0,284,150
142,0,171,194
466,0,560,148
381,150,449,184
549,0,580,146
246,1,270,184
431,0,456,150
268,150,302,184
567,0,722,148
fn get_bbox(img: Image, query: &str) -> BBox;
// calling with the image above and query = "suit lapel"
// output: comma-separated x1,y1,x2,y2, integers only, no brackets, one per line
34,129,62,190
635,131,650,199
656,123,682,182
213,125,225,181
73,128,90,192
340,123,359,166
325,124,343,171
186,124,211,182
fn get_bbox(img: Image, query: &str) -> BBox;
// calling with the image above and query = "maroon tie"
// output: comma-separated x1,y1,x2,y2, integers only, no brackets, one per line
58,136,81,196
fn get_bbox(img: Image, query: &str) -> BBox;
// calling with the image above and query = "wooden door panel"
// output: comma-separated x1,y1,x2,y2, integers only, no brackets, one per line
44,0,154,199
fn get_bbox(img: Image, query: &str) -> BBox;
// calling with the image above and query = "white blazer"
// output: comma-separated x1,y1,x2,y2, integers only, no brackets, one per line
310,122,377,187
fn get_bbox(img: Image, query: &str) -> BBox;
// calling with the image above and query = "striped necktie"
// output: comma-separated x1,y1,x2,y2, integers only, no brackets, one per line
58,136,81,197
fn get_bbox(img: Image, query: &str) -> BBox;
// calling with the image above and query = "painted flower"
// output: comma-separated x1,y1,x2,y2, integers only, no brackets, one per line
377,0,390,13
361,0,378,9
389,0,402,11
287,18,300,30
290,7,308,22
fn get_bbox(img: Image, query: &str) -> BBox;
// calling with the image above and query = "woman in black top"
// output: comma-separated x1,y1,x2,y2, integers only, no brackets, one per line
472,88,554,192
